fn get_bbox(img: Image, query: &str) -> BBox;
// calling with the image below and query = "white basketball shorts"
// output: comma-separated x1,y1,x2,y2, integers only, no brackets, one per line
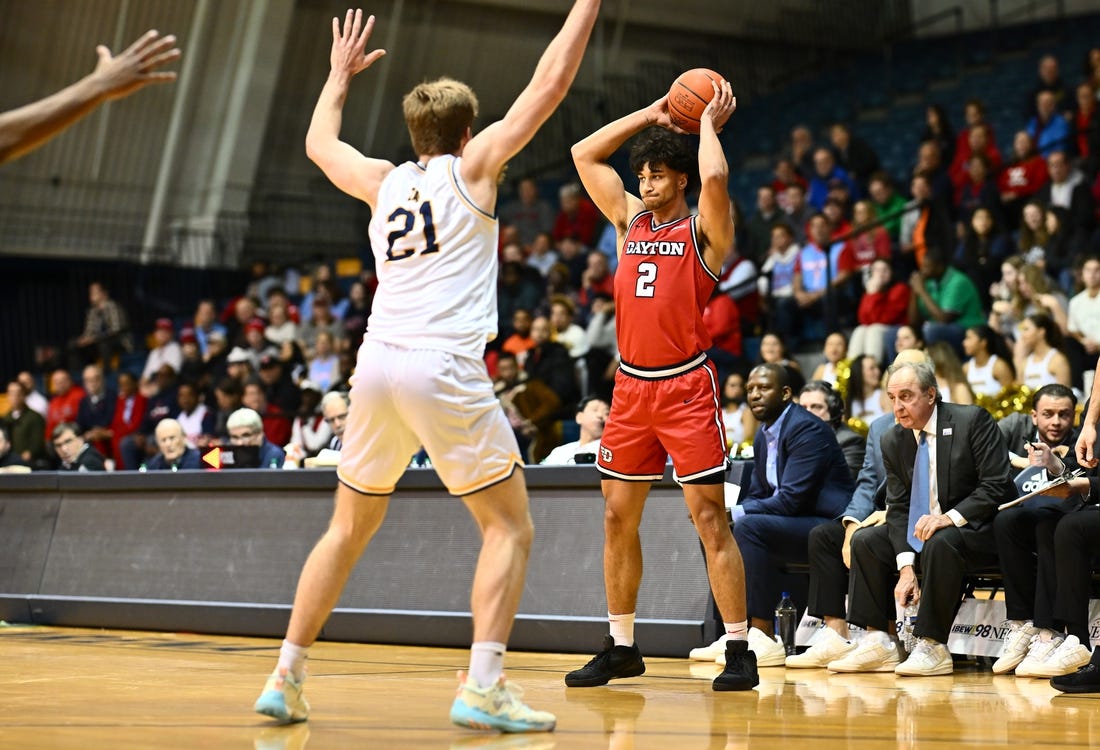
337,339,523,496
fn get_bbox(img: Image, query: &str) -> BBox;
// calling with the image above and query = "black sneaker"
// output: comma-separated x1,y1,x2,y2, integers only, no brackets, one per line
565,635,646,687
713,639,759,691
1051,663,1100,693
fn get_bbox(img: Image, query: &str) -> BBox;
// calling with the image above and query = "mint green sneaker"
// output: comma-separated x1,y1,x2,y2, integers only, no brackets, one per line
449,671,556,733
254,667,309,723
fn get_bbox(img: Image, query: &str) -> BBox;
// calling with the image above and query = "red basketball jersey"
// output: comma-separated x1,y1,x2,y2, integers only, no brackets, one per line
614,212,720,369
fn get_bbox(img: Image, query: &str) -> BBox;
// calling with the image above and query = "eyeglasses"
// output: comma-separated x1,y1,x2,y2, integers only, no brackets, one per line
324,413,348,425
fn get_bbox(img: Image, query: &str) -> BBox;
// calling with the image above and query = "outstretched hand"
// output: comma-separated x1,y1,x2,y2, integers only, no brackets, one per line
700,78,736,133
92,30,181,102
331,9,386,78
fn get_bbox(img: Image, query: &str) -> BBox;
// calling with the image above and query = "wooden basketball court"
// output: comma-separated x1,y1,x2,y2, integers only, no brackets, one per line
2,625,1097,748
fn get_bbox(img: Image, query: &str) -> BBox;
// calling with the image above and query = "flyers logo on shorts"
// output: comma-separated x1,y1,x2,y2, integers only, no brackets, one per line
600,446,613,463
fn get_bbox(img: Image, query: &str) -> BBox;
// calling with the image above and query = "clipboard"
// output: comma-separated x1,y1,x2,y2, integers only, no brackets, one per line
998,468,1086,511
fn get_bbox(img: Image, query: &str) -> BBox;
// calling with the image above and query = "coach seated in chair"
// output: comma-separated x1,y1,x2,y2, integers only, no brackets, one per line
51,421,107,472
145,418,202,471
226,408,285,469
997,384,1078,472
298,391,349,468
798,380,865,481
1041,457,1100,693
785,350,929,668
992,384,1091,678
690,363,853,667
826,359,1013,677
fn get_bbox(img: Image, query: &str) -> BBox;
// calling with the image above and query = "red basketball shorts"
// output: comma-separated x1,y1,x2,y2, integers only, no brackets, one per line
597,357,727,482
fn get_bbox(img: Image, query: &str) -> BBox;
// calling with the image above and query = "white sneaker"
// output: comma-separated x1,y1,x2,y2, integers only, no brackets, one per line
895,637,953,676
992,620,1039,674
1015,633,1064,678
786,627,857,668
688,633,730,661
827,631,900,673
1026,635,1092,678
722,627,786,667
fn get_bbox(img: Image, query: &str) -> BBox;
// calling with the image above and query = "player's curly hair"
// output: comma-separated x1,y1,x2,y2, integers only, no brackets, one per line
628,128,699,194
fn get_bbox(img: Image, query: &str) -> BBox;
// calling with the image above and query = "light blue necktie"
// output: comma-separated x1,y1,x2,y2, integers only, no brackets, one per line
907,432,930,553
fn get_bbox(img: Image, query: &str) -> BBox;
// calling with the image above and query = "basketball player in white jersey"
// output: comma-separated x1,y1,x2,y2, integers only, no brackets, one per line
254,4,599,733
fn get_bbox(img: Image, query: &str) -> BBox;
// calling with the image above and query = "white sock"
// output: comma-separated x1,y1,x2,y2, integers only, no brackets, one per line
468,641,506,688
724,620,748,642
609,612,636,647
278,639,309,683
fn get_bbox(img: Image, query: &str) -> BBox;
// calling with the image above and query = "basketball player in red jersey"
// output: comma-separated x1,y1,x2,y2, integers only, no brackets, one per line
565,82,757,691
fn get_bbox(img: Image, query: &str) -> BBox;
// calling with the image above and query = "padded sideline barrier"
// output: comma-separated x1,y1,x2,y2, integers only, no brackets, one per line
0,467,713,656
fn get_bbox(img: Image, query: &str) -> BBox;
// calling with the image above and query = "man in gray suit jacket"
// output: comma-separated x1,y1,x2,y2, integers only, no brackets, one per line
785,412,894,668
827,359,1013,676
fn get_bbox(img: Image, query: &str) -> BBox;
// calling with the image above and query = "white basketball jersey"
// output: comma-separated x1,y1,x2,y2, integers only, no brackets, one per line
366,155,499,358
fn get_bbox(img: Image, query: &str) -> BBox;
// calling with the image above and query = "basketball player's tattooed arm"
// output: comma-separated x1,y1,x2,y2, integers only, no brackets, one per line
306,9,392,209
694,79,737,277
0,30,180,165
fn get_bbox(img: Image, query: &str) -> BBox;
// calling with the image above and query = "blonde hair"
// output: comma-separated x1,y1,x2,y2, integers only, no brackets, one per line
402,77,478,156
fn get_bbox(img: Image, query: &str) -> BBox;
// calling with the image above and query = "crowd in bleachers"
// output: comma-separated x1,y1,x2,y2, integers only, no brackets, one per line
4,40,1100,472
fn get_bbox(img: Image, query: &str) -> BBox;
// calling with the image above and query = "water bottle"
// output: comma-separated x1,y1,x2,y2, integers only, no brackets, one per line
775,592,798,656
900,603,918,654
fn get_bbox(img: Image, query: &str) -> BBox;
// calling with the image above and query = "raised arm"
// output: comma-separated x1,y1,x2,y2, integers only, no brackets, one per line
694,80,737,276
461,0,600,202
0,30,180,165
305,9,392,208
570,107,654,245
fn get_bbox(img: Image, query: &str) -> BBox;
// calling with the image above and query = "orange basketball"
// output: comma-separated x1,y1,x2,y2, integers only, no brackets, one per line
667,68,724,134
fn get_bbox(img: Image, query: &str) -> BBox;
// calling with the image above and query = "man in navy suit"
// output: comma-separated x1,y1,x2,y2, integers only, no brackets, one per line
725,363,854,663
828,359,1012,676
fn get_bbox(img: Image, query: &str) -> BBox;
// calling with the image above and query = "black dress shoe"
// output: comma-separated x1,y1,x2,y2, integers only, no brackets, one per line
1051,651,1100,694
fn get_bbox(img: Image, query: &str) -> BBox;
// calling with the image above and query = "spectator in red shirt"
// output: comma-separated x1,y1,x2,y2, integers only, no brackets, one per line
822,195,852,240
848,200,891,273
109,371,147,469
999,130,1050,231
552,182,601,247
578,249,615,309
771,157,808,200
45,369,86,441
950,122,1002,194
242,380,290,449
1071,82,1097,168
953,99,997,169
848,258,910,363
703,287,743,383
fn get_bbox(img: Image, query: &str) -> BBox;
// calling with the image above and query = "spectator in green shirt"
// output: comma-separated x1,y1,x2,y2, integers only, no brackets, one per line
868,171,908,242
908,248,986,357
